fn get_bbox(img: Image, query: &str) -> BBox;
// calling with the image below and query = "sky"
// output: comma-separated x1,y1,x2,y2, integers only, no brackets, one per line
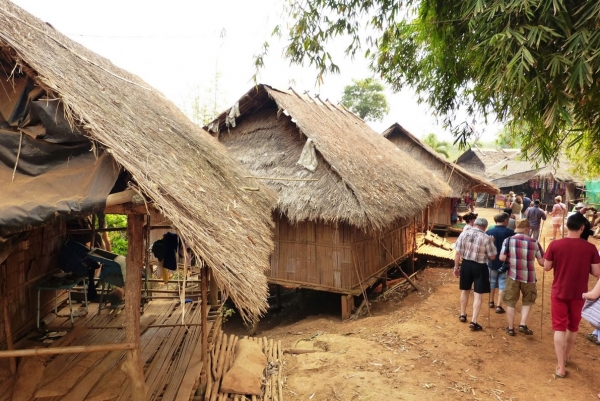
10,0,502,143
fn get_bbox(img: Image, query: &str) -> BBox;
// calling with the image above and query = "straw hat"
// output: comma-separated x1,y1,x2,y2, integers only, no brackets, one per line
575,202,587,210
515,219,530,233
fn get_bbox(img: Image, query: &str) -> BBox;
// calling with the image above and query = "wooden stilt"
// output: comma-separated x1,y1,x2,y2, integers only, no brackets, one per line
341,294,353,320
122,212,148,401
1,296,16,373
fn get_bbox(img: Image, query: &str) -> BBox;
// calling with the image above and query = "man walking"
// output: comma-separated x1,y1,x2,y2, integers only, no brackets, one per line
499,219,544,336
486,213,515,314
454,217,497,331
544,213,600,378
525,199,547,240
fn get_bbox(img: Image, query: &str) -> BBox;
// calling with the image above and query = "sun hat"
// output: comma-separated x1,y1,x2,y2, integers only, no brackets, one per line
575,202,587,210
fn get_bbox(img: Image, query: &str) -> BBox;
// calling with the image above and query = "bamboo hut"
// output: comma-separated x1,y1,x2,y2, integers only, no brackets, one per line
0,2,274,400
382,123,498,229
206,84,451,319
457,148,583,209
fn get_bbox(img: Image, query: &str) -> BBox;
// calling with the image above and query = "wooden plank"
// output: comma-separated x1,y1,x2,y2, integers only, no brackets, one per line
11,356,45,401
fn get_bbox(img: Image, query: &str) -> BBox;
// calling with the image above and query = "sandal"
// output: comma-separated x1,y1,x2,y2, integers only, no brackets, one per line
554,368,568,378
586,333,600,345
459,314,467,323
489,301,495,308
518,325,533,335
505,327,515,336
495,306,506,314
469,322,483,331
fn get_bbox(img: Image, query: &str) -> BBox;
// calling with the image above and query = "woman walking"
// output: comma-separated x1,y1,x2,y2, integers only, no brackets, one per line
550,196,566,240
511,196,523,220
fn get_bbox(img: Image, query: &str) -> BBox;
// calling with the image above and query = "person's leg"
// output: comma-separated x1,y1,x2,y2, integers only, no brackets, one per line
472,292,483,323
563,330,577,365
506,305,515,329
460,290,470,316
552,224,558,239
519,305,532,326
554,331,567,376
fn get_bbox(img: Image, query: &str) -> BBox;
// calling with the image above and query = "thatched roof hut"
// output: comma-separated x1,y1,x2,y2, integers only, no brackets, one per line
455,147,521,176
206,85,451,313
207,85,451,230
0,0,274,321
382,123,498,197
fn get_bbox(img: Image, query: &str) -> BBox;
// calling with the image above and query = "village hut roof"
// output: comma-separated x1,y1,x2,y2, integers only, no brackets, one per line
382,123,498,196
0,1,275,322
206,84,451,231
456,147,583,189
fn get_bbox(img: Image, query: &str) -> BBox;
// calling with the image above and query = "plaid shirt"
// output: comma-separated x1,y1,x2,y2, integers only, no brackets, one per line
454,227,497,264
525,206,546,229
500,234,543,283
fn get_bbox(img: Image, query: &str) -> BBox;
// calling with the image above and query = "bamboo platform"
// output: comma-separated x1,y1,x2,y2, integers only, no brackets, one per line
416,231,456,263
203,333,283,401
1,299,221,401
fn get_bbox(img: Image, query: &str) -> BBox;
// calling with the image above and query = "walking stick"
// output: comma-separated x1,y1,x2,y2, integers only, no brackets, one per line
540,237,546,340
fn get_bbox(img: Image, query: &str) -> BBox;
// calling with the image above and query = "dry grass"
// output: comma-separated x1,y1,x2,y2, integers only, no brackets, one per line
383,123,499,197
208,85,452,231
0,1,276,322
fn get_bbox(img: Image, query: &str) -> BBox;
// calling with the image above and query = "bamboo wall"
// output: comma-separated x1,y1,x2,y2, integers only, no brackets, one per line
268,215,415,293
0,222,65,348
430,197,452,226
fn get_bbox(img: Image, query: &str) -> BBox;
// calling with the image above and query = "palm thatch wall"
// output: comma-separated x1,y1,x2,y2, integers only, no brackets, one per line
0,1,275,322
207,85,450,294
382,123,499,197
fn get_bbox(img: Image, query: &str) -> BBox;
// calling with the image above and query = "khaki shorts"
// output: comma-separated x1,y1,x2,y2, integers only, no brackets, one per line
503,277,537,307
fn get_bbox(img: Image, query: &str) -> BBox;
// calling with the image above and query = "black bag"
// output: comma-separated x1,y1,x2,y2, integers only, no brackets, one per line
497,261,509,274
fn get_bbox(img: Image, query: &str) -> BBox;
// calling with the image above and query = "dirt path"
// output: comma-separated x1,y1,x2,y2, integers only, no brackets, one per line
225,208,600,400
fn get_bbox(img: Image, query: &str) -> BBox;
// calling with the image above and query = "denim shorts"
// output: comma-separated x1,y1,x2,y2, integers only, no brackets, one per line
489,268,507,290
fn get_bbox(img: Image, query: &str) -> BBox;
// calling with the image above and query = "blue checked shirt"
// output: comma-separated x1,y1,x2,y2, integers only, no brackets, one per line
500,234,543,283
454,227,497,264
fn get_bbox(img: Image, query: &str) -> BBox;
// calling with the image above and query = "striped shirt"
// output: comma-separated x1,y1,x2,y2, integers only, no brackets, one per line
500,234,543,283
454,227,497,264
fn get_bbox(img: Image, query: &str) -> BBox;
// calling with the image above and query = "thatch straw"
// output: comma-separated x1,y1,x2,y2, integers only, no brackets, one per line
207,85,452,231
0,1,275,323
382,123,499,196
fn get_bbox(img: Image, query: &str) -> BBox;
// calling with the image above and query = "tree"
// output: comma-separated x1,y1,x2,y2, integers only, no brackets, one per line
495,126,523,149
273,1,600,175
423,133,450,158
341,78,389,121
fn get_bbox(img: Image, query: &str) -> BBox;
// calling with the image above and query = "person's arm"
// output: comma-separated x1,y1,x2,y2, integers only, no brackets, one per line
536,243,545,266
499,238,508,262
487,237,497,261
583,278,600,300
454,251,462,278
591,263,600,278
544,259,553,271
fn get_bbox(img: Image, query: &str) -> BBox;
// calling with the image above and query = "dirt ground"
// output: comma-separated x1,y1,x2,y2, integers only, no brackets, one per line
225,207,600,401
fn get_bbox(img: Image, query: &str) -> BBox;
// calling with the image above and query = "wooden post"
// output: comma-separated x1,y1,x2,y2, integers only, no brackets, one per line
341,294,353,320
1,297,16,373
208,268,218,306
199,264,209,396
122,212,148,401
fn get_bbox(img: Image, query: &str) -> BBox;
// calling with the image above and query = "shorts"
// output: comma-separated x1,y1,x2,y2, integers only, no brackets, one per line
489,268,507,290
503,277,537,307
551,216,563,226
459,259,490,294
551,296,585,332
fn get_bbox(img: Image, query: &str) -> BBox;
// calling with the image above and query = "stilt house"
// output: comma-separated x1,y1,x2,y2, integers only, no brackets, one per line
206,85,451,318
0,2,274,400
382,123,498,228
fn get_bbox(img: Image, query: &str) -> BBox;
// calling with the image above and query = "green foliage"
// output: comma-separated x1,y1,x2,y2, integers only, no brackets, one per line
275,0,600,173
495,125,523,149
422,133,450,158
105,214,128,256
341,78,390,121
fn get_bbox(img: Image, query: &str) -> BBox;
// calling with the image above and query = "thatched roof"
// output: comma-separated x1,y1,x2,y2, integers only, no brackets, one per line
206,85,451,230
457,148,583,189
382,123,498,196
0,1,275,322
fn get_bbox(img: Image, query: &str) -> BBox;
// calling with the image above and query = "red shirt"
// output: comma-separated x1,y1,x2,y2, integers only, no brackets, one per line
545,238,600,299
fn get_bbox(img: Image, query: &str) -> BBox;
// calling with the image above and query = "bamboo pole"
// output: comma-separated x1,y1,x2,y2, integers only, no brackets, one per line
122,212,148,401
201,264,209,397
0,342,135,358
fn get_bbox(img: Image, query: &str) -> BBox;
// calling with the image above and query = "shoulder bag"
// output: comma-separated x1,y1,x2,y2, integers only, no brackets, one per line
582,299,600,329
